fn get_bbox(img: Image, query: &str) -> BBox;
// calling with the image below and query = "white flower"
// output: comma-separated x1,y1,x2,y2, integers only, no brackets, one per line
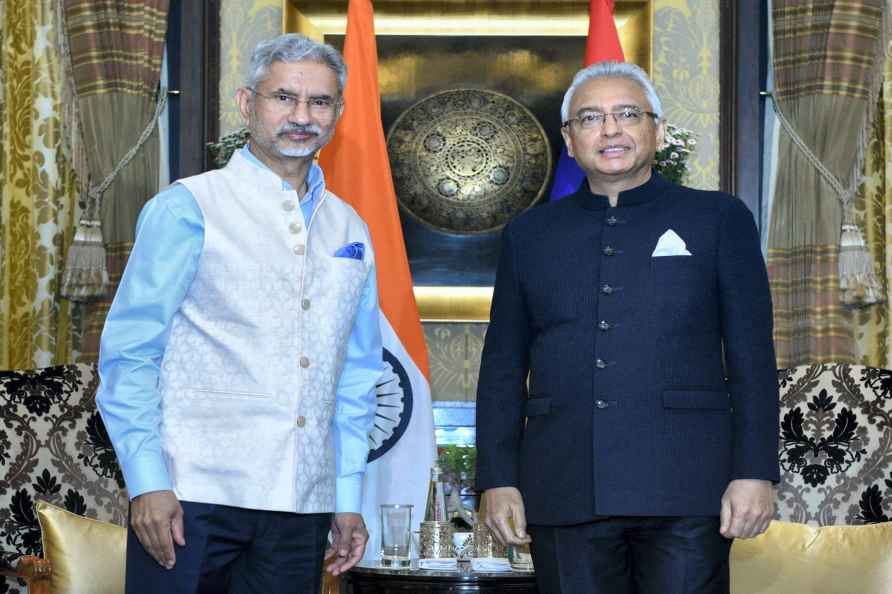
670,152,679,159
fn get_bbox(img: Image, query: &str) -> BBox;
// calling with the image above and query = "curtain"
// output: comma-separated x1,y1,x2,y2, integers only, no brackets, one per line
768,0,889,368
855,51,892,366
62,0,168,360
0,0,81,369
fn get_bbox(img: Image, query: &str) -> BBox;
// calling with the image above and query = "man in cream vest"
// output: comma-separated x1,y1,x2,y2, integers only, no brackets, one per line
97,34,383,594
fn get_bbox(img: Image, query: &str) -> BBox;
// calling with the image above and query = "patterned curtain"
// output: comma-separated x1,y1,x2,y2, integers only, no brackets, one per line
0,0,81,369
855,51,892,366
62,0,168,360
768,0,890,368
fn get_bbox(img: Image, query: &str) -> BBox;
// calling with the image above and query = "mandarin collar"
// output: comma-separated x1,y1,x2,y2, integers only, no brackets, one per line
570,170,669,211
235,145,325,203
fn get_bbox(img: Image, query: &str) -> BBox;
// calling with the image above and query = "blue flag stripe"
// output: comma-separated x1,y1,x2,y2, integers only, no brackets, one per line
549,148,586,200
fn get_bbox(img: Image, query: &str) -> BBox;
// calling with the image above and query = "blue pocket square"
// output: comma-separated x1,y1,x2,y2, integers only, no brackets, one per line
334,242,365,260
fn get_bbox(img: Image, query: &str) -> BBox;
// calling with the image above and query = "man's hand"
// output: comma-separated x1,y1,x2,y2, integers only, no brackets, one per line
130,490,185,569
325,512,368,576
483,487,532,546
720,479,776,539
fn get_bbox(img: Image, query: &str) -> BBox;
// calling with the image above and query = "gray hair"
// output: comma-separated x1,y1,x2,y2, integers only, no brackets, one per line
560,61,662,123
246,33,347,96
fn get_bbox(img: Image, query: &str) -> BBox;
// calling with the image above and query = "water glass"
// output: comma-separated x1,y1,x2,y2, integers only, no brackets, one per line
380,504,412,568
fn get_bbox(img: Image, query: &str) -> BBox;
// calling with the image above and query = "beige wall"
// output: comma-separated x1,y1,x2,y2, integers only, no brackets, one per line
217,0,721,401
654,0,720,191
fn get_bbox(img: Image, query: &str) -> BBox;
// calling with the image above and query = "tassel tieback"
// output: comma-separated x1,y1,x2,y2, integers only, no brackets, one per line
59,219,109,301
839,223,884,306
58,89,169,302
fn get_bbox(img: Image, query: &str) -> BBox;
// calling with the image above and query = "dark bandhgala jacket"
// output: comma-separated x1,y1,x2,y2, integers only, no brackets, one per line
475,172,780,526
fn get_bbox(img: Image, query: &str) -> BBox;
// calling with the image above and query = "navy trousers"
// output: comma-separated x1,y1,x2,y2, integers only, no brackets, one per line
528,516,732,594
125,501,331,594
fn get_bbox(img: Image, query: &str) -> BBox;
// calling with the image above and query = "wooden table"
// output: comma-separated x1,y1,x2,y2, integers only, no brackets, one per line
346,562,539,593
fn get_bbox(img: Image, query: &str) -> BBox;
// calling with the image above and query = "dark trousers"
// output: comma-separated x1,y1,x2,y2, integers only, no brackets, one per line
125,501,332,594
528,516,732,594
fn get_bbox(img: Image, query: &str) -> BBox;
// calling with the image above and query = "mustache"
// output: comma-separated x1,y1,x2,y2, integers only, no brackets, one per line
278,124,322,136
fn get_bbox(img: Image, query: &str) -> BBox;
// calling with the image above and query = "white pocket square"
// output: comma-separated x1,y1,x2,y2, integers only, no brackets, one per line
652,229,692,257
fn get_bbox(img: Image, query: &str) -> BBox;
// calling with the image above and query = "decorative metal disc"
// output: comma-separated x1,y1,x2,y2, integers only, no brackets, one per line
386,89,551,234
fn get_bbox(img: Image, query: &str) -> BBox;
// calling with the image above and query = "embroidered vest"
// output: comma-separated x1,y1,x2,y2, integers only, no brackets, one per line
159,151,372,513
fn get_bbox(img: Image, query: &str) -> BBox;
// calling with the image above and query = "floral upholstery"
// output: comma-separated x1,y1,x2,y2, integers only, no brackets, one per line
777,363,892,526
0,363,127,594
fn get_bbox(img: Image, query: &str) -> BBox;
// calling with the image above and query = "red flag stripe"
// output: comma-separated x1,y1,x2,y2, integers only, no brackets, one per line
586,0,625,65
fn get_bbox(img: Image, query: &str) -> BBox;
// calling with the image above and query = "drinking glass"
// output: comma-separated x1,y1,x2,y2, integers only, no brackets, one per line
380,504,413,568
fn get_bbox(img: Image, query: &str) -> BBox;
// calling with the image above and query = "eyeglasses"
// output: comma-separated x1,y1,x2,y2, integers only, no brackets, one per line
250,88,342,119
562,107,659,131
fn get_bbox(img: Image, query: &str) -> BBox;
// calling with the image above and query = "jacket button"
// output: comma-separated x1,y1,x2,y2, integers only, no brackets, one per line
300,356,310,368
601,284,613,295
293,244,306,255
282,200,296,212
602,246,615,256
606,216,618,226
296,416,306,427
595,400,609,409
595,359,608,369
301,298,311,310
289,222,303,234
598,320,611,331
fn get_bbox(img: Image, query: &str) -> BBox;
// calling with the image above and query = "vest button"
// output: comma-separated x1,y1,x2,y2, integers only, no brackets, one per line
293,244,306,256
596,358,608,369
595,399,609,409
598,320,611,331
606,216,618,226
289,222,303,234
602,246,615,256
601,284,613,295
282,200,296,212
296,416,306,428
299,356,310,368
301,298,311,310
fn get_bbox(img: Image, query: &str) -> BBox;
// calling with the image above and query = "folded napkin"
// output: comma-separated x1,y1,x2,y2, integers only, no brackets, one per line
418,558,459,571
334,241,365,260
651,229,692,257
470,557,512,572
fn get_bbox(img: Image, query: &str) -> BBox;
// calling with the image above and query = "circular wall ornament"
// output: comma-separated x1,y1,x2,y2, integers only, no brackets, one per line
386,89,552,234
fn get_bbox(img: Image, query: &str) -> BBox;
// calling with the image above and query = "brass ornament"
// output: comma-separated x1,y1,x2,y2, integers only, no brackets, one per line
387,89,551,234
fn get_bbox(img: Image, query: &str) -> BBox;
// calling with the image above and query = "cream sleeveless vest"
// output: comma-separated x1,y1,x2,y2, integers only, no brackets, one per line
159,150,373,513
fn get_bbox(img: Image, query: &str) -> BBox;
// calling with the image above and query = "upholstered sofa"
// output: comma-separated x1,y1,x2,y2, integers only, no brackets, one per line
730,363,892,593
0,363,128,594
775,363,892,526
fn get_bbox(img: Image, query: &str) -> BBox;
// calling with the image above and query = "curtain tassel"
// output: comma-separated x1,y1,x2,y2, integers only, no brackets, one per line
838,222,883,306
59,218,108,301
57,89,168,302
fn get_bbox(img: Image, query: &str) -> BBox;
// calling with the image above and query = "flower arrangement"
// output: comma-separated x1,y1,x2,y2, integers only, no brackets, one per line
207,127,250,169
436,444,476,488
655,123,697,185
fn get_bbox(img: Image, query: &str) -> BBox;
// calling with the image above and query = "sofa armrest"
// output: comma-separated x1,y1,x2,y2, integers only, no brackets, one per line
0,555,52,594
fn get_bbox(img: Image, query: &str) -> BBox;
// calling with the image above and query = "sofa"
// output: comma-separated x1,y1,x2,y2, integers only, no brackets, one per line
0,363,128,594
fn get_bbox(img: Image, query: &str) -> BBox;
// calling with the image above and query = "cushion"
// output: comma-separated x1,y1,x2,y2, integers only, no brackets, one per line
731,520,892,593
777,364,892,525
36,499,126,594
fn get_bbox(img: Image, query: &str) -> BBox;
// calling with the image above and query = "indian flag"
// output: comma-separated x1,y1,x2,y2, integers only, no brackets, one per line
318,0,437,564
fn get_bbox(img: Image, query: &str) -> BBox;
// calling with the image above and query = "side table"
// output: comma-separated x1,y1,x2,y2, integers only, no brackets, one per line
346,562,538,593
